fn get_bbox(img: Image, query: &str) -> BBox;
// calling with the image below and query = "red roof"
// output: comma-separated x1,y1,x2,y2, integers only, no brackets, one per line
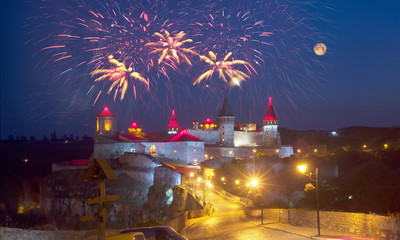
61,159,89,166
167,109,180,128
129,122,140,129
97,107,116,118
202,118,215,125
161,161,198,175
263,97,278,121
165,129,203,142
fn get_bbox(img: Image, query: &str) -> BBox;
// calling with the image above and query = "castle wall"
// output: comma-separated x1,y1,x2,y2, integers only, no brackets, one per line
217,116,235,146
187,129,220,144
262,125,281,147
154,166,182,187
278,146,294,158
94,141,204,164
233,131,263,146
141,141,205,164
94,142,146,159
119,153,162,185
205,146,280,158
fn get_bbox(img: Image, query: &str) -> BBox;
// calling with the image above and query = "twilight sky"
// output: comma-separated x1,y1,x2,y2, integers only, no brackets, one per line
1,0,400,139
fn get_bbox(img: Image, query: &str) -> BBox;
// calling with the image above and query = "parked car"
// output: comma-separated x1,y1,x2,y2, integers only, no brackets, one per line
106,232,146,240
120,226,187,240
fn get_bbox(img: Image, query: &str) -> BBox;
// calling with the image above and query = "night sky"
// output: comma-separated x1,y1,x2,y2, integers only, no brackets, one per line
1,0,400,139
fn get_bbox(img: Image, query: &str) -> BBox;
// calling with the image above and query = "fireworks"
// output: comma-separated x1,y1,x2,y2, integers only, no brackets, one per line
145,31,197,66
90,55,148,101
194,52,253,87
27,0,332,114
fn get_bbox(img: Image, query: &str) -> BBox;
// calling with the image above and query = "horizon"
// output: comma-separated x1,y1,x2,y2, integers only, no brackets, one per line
2,0,400,139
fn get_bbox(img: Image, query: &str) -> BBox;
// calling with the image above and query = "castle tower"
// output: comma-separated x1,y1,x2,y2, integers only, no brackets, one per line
167,109,180,134
128,122,143,137
192,120,199,130
262,97,281,147
217,94,235,146
95,107,118,142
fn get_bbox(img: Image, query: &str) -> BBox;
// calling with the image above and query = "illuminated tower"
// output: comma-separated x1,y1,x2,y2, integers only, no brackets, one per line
217,94,235,146
95,107,118,142
262,97,281,147
167,109,180,134
128,122,144,138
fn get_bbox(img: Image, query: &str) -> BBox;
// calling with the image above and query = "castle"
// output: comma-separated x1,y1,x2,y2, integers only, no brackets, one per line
93,95,293,164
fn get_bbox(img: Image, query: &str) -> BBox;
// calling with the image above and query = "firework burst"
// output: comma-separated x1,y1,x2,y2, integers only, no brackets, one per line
194,51,253,87
145,31,197,66
90,55,148,101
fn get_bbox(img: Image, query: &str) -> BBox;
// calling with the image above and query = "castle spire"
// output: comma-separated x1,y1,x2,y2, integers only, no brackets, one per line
263,97,278,121
218,93,234,117
167,109,180,134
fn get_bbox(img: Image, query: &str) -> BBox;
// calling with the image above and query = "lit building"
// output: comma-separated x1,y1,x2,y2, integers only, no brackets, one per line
94,95,293,163
167,109,180,134
128,122,144,138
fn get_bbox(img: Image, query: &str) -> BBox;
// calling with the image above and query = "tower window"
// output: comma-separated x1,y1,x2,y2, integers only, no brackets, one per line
104,119,112,131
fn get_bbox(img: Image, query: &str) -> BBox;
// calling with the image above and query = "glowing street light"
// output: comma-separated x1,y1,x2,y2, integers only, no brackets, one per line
250,179,259,187
235,180,240,185
297,164,320,236
297,164,307,173
363,144,367,149
221,177,225,181
190,172,194,177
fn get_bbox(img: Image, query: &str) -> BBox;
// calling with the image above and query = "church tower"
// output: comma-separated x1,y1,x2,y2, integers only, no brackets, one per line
217,94,235,146
262,97,281,147
95,107,118,142
167,109,180,134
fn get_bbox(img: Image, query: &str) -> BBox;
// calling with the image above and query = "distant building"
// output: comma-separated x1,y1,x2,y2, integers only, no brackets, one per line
94,94,293,162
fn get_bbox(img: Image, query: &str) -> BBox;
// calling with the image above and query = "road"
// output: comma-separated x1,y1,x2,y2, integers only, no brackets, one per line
182,187,309,240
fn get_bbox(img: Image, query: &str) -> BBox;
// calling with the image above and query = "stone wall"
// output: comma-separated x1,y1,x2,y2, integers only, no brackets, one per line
246,208,400,240
205,146,279,159
187,129,220,145
95,141,205,164
94,142,146,159
233,131,263,146
154,166,182,187
40,169,149,229
119,153,162,185
278,145,294,158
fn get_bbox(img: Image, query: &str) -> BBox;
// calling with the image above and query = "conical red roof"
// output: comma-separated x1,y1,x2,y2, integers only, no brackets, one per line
167,109,180,128
129,122,140,129
97,107,116,118
202,118,215,125
263,97,278,121
165,129,203,142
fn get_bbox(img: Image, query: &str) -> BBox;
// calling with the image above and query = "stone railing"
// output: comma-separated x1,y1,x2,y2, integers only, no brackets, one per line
212,186,253,207
245,208,400,240
185,187,215,219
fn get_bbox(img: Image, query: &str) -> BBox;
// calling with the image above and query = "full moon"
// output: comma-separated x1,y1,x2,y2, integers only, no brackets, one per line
314,43,327,56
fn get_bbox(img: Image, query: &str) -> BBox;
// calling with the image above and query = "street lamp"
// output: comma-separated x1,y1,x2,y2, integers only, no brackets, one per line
204,182,212,202
195,177,201,195
250,179,259,187
297,164,320,237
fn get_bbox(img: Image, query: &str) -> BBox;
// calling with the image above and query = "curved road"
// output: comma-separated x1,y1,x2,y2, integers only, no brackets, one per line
182,188,309,240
